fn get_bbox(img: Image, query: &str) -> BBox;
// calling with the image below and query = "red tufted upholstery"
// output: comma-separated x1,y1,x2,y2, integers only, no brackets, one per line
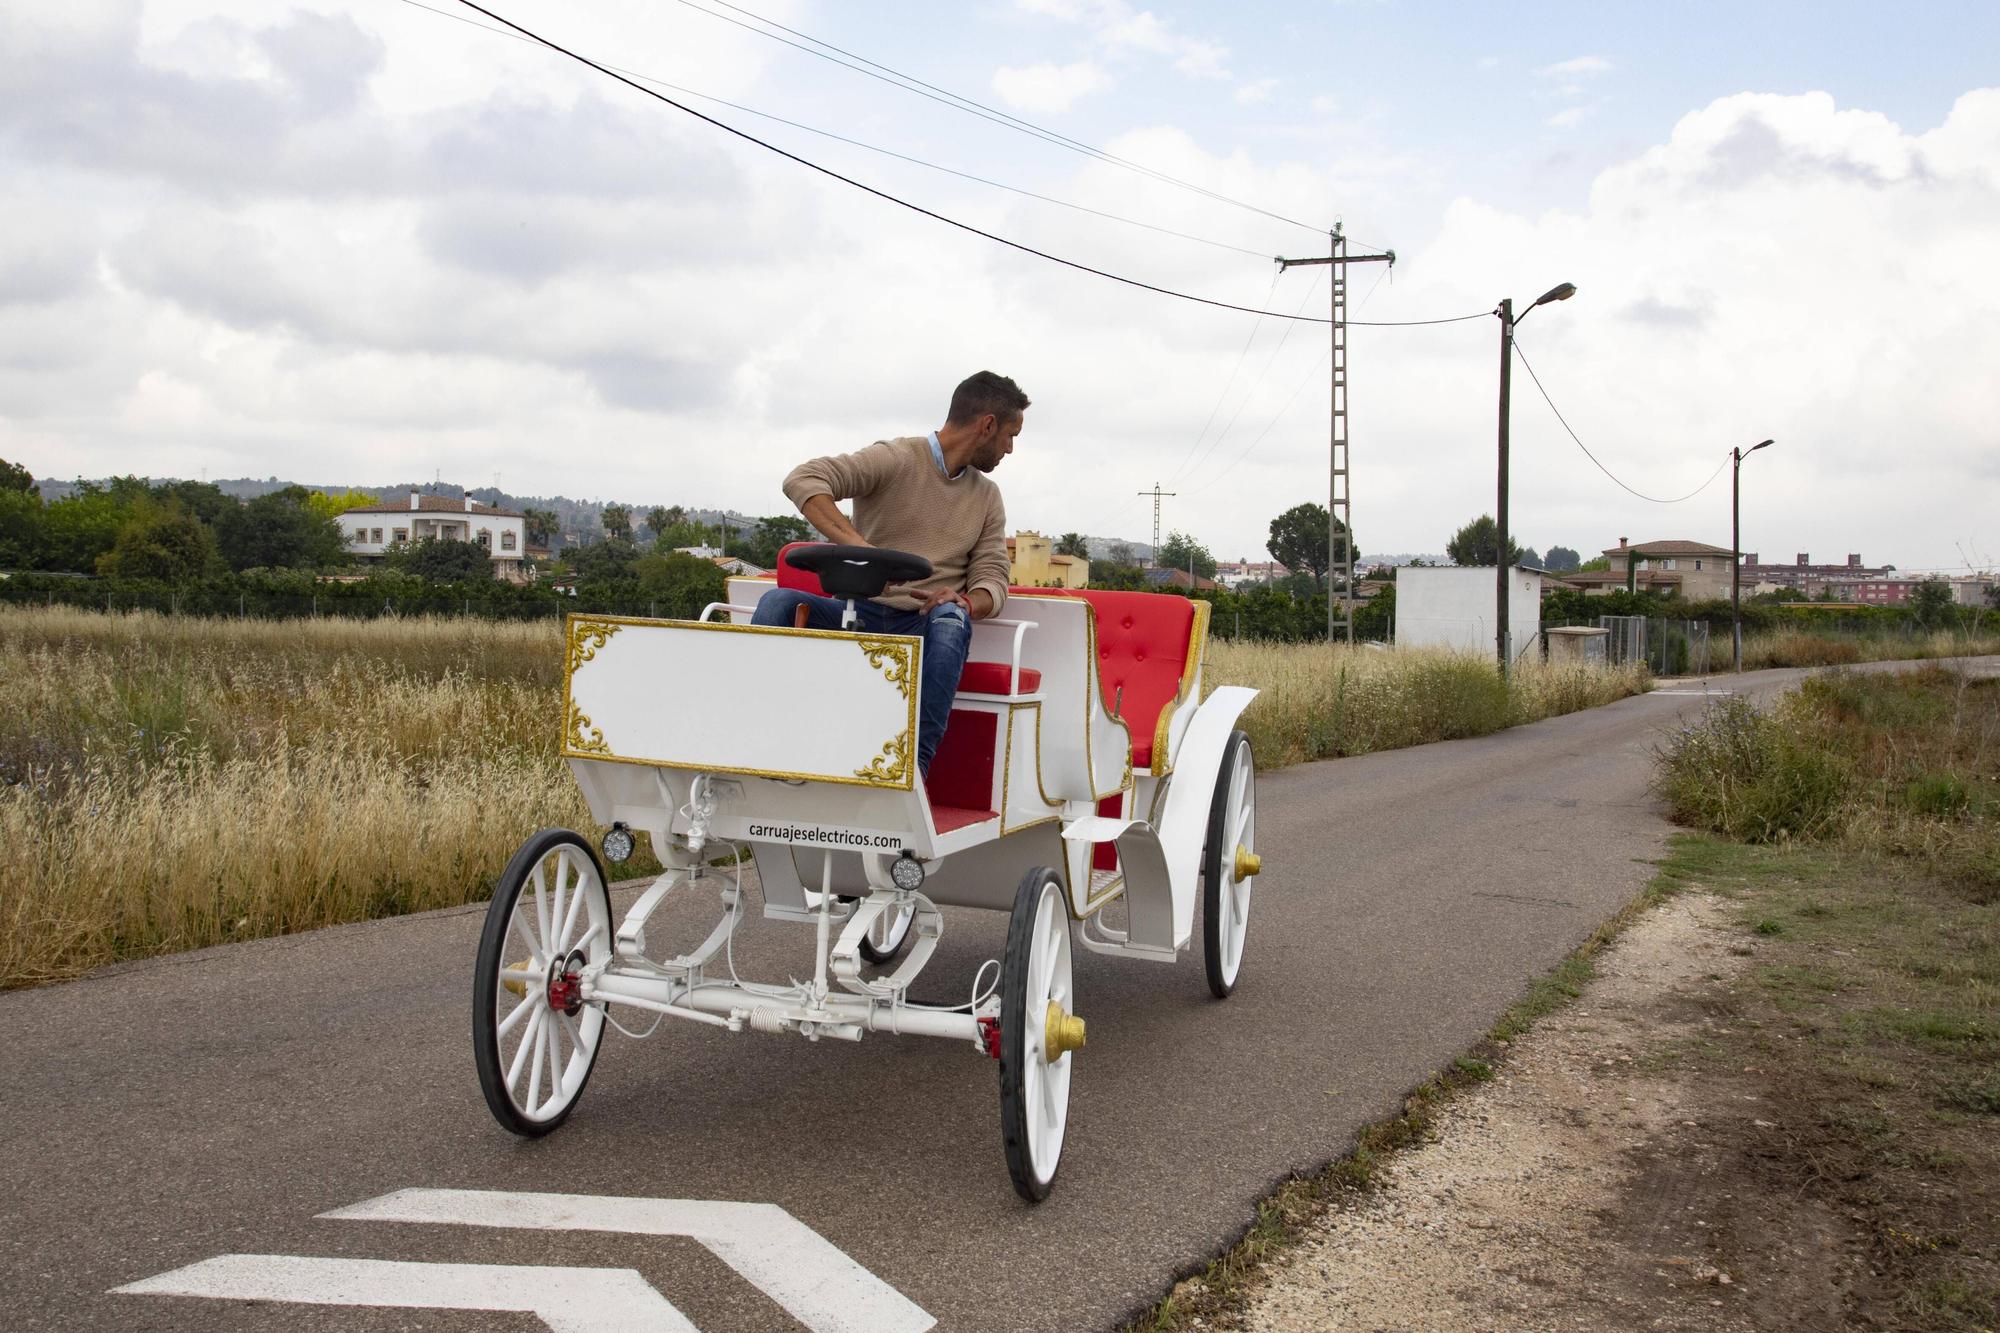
1010,588,1198,770
774,542,828,596
956,662,1042,695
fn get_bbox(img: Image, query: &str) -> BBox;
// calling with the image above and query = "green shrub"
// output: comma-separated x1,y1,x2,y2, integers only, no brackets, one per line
1654,695,1851,842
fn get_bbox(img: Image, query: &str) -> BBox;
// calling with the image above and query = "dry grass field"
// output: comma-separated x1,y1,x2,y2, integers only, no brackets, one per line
2,606,1648,987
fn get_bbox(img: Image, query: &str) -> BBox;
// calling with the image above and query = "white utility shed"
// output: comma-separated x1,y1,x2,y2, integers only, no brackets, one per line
1394,565,1544,657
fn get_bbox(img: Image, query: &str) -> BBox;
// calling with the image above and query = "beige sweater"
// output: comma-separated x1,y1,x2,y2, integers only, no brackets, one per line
782,436,1010,615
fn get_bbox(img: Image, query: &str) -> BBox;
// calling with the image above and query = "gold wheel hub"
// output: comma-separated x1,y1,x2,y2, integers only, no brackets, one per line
1233,846,1262,880
1044,1002,1086,1062
502,958,533,998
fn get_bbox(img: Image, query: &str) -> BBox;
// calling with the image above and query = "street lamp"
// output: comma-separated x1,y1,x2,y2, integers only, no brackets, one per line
1731,438,1774,671
1496,281,1577,673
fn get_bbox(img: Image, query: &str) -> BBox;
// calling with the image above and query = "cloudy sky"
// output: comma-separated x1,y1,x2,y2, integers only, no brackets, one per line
3,0,1996,570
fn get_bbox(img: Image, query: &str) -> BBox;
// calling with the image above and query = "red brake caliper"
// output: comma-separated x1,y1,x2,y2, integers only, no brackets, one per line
976,1016,1002,1060
546,951,584,1016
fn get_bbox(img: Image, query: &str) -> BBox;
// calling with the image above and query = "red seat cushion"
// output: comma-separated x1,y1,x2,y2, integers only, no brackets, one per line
775,541,827,596
956,661,1042,695
1009,587,1196,770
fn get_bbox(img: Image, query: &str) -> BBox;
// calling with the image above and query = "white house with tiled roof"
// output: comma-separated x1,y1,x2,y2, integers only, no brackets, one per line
339,492,528,580
1558,538,1737,599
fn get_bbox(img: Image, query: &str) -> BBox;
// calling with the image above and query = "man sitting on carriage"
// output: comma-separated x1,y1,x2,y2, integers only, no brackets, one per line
752,370,1026,777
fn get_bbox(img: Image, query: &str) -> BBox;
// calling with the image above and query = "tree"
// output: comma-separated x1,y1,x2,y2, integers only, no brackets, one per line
96,499,217,580
1055,532,1089,559
1157,530,1217,581
1577,555,1611,572
643,506,669,544
390,536,491,582
38,483,129,572
305,489,382,525
522,507,559,546
601,504,633,540
633,550,728,616
0,458,35,493
1984,582,2000,611
0,489,43,569
1542,545,1582,573
568,537,641,582
215,490,350,571
1520,546,1543,568
1446,514,1523,567
1908,578,1956,627
1266,502,1356,590
738,514,812,570
1103,541,1137,567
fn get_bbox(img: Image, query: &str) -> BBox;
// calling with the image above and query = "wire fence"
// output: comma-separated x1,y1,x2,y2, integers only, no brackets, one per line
1586,615,1711,675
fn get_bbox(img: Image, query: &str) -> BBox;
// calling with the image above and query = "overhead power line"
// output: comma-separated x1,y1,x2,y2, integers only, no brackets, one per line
393,0,1269,260
448,0,1481,326
1512,340,1729,505
670,0,1328,237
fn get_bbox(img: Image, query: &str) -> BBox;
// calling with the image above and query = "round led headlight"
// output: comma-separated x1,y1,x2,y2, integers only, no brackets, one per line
890,851,926,892
601,822,635,865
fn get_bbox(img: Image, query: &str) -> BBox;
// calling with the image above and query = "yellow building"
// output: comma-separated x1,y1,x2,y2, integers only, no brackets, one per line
1006,531,1090,588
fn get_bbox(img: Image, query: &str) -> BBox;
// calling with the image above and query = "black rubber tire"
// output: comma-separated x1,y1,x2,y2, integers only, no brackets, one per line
1201,730,1254,999
999,865,1067,1203
473,828,612,1137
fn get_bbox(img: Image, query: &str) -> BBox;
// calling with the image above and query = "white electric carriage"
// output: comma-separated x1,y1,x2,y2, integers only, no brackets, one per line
473,544,1262,1199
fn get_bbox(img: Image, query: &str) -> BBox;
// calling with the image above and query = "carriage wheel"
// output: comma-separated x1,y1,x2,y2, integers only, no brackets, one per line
474,829,613,1136
857,898,915,965
999,866,1081,1202
1201,730,1258,999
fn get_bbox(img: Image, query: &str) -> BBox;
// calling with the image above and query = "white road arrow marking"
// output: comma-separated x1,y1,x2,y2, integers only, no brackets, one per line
322,1188,933,1333
113,1255,697,1333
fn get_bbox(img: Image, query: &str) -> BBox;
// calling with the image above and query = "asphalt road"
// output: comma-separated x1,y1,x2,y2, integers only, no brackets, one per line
6,658,1993,1332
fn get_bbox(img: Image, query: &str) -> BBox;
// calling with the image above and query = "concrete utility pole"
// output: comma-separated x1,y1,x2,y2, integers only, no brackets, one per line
1276,225,1394,643
1494,282,1577,674
1136,483,1176,565
1731,439,1775,671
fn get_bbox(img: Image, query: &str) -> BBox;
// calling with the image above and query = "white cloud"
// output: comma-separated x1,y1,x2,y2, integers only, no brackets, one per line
1476,55,1502,70
3,3,1995,574
991,60,1113,113
1014,0,1231,79
1310,93,1337,115
1235,77,1279,106
1536,54,1613,80
1546,105,1594,130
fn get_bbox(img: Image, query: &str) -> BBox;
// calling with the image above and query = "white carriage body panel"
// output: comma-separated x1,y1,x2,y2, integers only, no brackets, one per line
564,616,920,792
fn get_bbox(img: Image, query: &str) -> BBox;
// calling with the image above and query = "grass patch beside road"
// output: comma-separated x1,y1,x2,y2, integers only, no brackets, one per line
1742,627,2000,671
1,607,1649,988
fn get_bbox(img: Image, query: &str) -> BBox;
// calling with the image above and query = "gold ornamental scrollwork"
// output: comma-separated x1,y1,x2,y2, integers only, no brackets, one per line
854,637,917,786
857,637,915,700
855,733,912,786
566,700,611,756
566,619,622,677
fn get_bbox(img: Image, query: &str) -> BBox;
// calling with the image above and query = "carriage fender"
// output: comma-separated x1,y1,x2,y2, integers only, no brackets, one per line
1157,686,1258,949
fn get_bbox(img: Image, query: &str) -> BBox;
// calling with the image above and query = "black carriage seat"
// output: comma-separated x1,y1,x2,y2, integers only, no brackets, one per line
782,544,933,602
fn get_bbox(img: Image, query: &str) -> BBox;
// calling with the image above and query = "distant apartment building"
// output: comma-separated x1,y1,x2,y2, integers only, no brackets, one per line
340,492,529,581
1826,573,1996,606
1739,551,1892,597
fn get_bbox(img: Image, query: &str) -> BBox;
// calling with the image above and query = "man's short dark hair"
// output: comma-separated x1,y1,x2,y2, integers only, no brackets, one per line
946,371,1030,425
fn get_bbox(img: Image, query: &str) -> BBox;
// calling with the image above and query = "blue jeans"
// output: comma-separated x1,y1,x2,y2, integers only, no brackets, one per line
750,589,972,778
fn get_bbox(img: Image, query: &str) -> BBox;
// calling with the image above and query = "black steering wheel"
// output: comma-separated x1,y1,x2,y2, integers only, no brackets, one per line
784,544,934,601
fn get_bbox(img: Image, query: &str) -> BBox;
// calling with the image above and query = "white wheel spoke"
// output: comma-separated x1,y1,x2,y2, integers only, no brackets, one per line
571,921,605,956
556,871,587,954
558,1009,586,1066
496,992,535,1039
507,1006,545,1094
532,864,553,957
526,1008,548,1110
550,863,570,956
545,1006,566,1098
509,907,543,966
